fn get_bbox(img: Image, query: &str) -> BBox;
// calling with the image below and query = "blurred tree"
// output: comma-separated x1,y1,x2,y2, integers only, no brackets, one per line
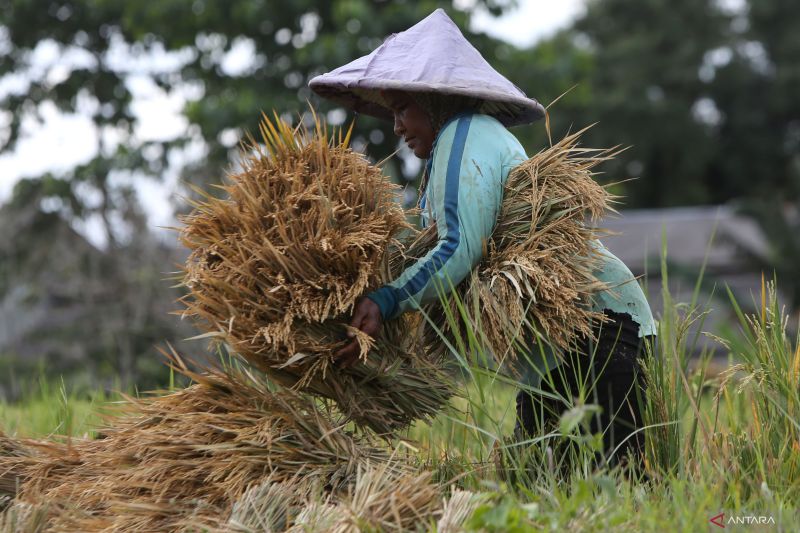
708,0,800,202
568,0,733,207
0,1,518,385
561,0,799,208
3,0,797,231
0,177,195,396
0,0,518,208
706,0,800,308
493,29,595,158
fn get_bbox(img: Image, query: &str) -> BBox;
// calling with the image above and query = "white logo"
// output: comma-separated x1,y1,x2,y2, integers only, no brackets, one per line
710,512,776,528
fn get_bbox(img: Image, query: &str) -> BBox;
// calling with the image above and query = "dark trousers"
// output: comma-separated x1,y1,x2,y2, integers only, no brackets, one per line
515,310,652,469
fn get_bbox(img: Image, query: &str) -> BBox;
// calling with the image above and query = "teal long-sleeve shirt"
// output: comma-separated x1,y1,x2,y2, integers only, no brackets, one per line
367,113,524,320
367,113,656,384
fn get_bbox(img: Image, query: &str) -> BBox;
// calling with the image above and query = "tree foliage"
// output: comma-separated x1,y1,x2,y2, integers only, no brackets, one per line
0,0,798,384
3,0,797,213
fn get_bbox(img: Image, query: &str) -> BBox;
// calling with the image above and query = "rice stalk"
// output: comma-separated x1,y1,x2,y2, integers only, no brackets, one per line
283,462,442,533
398,127,618,367
0,357,394,532
436,489,484,533
714,279,800,499
178,111,454,433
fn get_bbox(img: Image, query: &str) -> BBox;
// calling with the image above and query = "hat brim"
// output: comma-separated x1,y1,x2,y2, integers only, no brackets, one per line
310,79,545,127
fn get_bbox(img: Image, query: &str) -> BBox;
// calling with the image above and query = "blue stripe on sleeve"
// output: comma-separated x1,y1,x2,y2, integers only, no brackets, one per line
395,115,473,305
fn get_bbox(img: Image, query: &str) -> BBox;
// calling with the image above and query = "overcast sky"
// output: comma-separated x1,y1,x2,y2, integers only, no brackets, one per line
470,0,584,47
0,1,585,245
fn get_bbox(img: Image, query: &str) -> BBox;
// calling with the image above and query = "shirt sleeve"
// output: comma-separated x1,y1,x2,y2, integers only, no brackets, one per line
367,115,506,320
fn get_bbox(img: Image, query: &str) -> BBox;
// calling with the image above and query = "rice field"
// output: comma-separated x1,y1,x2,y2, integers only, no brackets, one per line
2,276,799,531
2,116,798,530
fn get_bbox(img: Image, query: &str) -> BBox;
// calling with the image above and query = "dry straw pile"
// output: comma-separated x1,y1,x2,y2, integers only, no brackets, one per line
228,463,448,532
0,360,468,531
400,127,616,367
0,358,397,531
179,113,454,433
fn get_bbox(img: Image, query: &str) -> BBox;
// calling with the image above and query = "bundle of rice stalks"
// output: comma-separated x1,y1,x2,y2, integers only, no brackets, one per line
0,359,394,532
226,475,310,532
179,112,454,433
226,462,445,533
324,463,441,532
397,127,616,365
436,489,485,533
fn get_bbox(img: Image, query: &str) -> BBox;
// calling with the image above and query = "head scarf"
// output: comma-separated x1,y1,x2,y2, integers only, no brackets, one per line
407,92,481,137
405,92,480,209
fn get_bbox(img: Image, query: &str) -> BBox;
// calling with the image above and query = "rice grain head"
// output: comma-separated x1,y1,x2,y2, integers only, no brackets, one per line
178,111,455,433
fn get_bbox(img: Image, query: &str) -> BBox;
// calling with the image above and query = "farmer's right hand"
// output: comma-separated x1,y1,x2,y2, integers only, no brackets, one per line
334,297,383,368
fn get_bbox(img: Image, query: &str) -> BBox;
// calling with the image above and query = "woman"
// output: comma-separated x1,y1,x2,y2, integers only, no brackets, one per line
310,9,656,467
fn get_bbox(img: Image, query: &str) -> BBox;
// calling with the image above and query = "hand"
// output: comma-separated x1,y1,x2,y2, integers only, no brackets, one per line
334,297,383,368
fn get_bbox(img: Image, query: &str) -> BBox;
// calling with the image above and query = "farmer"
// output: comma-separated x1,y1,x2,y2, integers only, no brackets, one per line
310,9,656,467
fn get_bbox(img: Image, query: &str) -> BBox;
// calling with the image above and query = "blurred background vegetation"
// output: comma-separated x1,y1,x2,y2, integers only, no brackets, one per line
0,0,798,398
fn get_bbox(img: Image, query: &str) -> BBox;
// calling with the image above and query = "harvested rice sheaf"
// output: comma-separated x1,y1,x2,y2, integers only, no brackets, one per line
400,128,617,367
179,113,454,433
226,463,446,533
0,361,396,532
323,462,441,532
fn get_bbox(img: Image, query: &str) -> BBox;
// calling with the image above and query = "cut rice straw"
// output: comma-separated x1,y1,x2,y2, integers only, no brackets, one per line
178,110,455,434
0,354,396,532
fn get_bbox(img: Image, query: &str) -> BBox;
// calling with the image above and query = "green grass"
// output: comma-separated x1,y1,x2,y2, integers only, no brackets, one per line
0,377,118,439
398,244,800,530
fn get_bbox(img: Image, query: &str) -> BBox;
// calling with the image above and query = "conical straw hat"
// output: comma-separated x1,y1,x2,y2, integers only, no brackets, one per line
309,8,545,127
